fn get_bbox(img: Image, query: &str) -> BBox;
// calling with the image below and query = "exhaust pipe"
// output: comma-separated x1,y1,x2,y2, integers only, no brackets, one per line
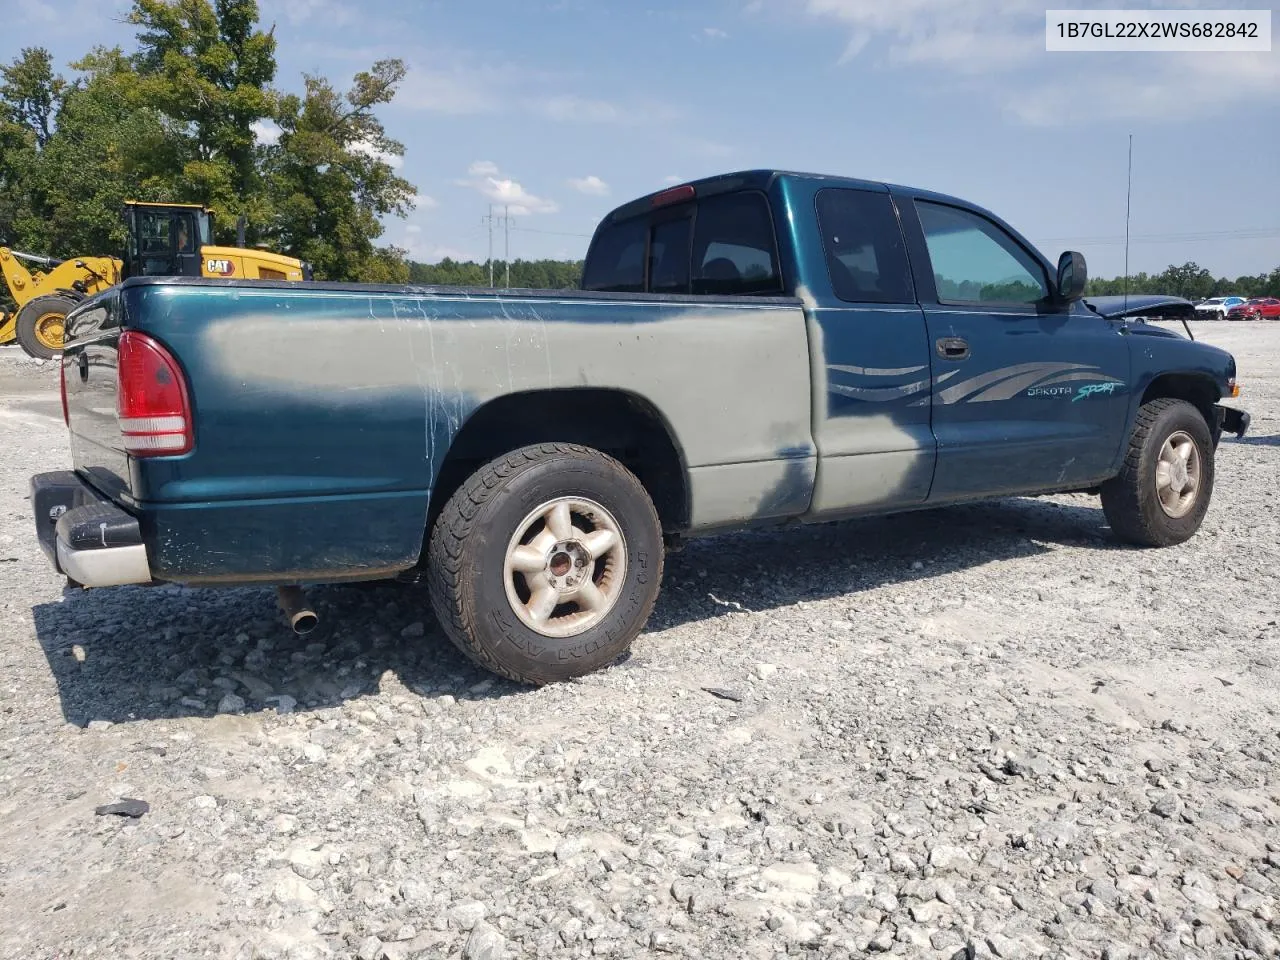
276,585,318,635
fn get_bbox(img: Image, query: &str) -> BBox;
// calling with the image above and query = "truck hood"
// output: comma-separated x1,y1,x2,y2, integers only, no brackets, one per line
1083,294,1195,321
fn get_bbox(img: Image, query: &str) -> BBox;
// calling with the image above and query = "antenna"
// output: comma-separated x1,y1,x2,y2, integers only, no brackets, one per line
1123,133,1133,314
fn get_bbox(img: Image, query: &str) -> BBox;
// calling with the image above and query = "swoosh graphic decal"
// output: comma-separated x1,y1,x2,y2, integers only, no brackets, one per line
827,363,928,377
936,362,1093,405
830,378,932,401
970,368,1098,403
1035,371,1125,387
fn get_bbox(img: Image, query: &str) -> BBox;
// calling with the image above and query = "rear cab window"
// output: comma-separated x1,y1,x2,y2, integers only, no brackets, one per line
582,190,783,297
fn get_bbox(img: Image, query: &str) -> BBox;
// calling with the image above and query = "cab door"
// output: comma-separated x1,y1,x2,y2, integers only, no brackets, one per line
132,208,202,278
792,183,936,519
898,194,1131,500
171,210,201,277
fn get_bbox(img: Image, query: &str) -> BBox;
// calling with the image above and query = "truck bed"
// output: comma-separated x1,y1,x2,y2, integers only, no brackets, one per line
61,277,815,585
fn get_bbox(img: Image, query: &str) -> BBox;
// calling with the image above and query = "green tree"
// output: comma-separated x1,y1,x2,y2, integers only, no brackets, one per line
0,47,66,148
0,48,64,251
126,0,277,234
265,59,416,281
33,48,174,255
1155,261,1215,300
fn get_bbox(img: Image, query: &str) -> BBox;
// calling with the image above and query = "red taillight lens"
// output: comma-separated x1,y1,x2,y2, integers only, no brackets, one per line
59,359,69,426
116,331,193,456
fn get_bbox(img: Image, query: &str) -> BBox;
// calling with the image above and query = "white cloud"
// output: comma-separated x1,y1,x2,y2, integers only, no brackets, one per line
568,175,610,197
251,119,281,146
397,64,503,115
408,193,438,211
796,0,1280,121
351,139,404,170
259,0,357,27
532,95,683,125
801,0,1042,68
702,27,729,39
456,162,559,216
537,96,623,124
1007,52,1280,126
662,175,686,185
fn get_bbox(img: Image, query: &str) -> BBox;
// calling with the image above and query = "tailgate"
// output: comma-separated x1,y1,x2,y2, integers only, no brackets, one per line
62,291,132,504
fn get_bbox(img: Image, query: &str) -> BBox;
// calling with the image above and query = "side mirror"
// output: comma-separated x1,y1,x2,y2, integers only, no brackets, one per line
1057,251,1087,302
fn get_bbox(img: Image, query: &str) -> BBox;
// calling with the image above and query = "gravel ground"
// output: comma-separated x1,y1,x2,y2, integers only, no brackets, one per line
0,324,1277,960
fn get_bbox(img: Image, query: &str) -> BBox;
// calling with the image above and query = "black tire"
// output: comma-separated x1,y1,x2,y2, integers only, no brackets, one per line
426,443,664,685
1100,398,1215,547
15,294,75,360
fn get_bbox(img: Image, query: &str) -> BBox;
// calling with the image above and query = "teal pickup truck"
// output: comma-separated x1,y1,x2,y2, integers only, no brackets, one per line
31,169,1250,685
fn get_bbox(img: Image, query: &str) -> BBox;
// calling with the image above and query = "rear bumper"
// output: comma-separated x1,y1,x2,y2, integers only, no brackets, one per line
31,471,153,587
1215,404,1251,439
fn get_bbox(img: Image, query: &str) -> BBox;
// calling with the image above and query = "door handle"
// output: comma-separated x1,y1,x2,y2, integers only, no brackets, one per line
936,337,970,361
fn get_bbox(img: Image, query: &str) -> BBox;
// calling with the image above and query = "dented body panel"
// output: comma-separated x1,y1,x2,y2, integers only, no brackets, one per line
48,168,1244,588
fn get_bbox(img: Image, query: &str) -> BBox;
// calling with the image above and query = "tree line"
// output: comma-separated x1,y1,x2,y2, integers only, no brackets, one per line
0,0,414,287
409,258,584,290
1085,261,1280,300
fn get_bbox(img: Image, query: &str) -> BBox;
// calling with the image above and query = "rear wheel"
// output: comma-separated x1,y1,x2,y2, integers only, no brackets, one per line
1100,398,1214,547
15,295,75,360
427,443,664,685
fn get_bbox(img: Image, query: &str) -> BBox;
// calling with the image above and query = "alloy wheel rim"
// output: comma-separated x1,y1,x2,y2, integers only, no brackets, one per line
503,496,627,638
1154,430,1201,519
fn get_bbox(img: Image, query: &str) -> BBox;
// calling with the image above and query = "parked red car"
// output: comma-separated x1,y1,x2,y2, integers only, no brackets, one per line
1247,297,1280,320
1227,297,1278,319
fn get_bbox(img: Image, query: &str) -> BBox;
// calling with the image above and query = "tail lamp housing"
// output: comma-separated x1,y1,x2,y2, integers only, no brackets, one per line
116,331,193,456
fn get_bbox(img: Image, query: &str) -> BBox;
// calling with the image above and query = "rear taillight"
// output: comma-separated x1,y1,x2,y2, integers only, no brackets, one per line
116,331,193,456
59,359,69,426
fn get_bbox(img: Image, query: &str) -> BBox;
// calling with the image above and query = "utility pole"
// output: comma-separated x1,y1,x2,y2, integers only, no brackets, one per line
482,204,514,288
482,204,496,287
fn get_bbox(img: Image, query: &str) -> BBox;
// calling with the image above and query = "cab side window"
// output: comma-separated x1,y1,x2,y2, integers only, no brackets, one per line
915,201,1048,304
815,189,915,303
691,192,781,296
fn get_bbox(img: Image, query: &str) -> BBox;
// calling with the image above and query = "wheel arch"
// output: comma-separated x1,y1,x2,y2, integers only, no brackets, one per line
1140,372,1220,435
426,387,691,542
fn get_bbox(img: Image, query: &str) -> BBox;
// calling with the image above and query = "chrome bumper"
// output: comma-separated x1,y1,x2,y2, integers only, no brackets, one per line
30,471,154,587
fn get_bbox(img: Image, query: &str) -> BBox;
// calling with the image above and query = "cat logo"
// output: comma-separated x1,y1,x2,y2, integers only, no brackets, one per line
206,258,236,277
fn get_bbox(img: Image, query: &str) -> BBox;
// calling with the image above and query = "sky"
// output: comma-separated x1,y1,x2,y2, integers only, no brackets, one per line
6,0,1280,279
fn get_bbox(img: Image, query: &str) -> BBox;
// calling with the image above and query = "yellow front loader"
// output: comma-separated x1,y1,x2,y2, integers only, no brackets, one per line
1,201,310,359
0,249,121,357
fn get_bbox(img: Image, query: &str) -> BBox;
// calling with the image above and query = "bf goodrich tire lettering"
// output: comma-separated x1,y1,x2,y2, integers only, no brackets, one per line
426,443,664,685
1101,398,1215,548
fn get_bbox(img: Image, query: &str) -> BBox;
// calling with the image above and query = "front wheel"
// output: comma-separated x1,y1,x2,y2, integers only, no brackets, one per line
426,443,664,685
15,294,76,360
1100,398,1215,547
